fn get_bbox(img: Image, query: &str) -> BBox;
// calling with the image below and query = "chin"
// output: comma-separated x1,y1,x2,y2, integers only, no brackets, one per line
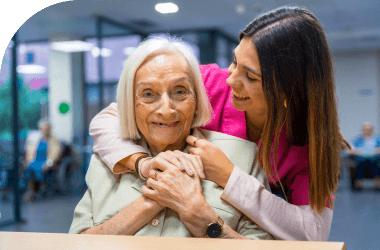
231,100,248,112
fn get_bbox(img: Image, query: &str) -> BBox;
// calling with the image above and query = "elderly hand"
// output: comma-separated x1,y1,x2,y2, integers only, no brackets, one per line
186,135,235,188
142,162,217,237
140,150,205,179
142,161,206,217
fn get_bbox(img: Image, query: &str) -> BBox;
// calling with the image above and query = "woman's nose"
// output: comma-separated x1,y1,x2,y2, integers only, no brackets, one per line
226,65,238,88
157,94,175,118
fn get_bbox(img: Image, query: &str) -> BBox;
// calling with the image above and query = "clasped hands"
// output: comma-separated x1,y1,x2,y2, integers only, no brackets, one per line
139,135,235,236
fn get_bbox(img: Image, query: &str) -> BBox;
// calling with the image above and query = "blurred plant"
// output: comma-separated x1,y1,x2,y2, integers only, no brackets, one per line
0,74,48,140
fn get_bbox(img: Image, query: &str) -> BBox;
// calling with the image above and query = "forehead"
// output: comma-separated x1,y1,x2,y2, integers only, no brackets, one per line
235,37,261,73
135,52,191,82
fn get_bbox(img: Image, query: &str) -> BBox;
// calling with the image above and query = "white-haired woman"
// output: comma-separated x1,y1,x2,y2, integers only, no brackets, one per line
69,37,272,240
22,118,61,201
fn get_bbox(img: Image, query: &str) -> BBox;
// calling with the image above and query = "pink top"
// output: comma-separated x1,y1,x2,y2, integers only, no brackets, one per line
89,64,333,241
199,64,326,207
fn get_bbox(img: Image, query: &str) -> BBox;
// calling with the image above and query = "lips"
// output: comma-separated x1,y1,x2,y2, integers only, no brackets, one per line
232,90,250,100
152,121,179,128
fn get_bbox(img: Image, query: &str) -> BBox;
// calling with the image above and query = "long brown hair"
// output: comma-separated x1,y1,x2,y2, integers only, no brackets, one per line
240,6,347,213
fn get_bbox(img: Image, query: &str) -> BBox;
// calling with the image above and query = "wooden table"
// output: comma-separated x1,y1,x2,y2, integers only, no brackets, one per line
0,232,346,250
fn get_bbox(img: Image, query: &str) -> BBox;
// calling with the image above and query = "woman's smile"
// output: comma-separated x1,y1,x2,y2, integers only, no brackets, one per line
232,90,250,101
152,121,180,128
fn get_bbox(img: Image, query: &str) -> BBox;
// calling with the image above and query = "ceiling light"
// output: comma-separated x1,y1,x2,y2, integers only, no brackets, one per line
124,47,136,56
19,45,26,54
91,47,112,57
155,2,179,14
17,65,46,74
235,4,245,15
51,40,94,52
101,48,112,57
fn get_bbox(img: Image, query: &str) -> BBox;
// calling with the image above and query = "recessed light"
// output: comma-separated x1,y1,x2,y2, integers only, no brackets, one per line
17,65,46,74
155,2,179,14
91,47,112,57
124,47,136,56
51,40,94,52
235,4,245,15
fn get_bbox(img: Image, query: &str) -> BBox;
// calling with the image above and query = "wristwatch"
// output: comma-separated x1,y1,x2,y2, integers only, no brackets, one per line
203,216,224,238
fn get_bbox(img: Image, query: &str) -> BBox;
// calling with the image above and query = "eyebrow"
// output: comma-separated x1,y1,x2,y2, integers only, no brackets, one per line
232,50,262,78
136,82,154,88
136,77,190,88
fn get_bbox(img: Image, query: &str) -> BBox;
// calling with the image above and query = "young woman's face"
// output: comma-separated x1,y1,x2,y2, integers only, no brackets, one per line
226,37,267,120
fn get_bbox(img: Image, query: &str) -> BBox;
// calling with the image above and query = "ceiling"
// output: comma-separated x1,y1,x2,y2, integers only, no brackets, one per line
18,0,380,51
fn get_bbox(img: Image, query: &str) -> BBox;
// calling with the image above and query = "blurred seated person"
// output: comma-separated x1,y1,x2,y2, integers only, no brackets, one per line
22,118,61,201
350,121,380,189
69,37,272,240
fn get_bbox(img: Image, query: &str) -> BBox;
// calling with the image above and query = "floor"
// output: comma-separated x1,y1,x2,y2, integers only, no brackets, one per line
1,171,379,250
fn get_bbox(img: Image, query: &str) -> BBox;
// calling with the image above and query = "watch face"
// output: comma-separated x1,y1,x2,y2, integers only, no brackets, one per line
206,223,222,238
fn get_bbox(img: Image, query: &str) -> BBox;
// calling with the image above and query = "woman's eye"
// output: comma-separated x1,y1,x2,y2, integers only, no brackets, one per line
174,88,187,96
142,91,154,98
247,75,255,82
232,57,237,64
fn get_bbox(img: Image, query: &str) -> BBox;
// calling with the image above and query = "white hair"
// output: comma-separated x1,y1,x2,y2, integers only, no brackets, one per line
37,117,51,129
116,36,213,140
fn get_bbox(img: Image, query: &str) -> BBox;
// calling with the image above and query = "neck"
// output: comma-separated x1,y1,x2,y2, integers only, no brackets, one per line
245,111,265,142
149,139,188,157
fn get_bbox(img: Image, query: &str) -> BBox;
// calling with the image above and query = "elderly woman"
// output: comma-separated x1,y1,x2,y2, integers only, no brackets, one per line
69,37,272,239
22,118,61,201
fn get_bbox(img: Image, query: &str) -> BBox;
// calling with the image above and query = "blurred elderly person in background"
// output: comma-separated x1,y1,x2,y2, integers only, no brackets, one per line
69,37,272,240
22,118,61,201
350,121,380,189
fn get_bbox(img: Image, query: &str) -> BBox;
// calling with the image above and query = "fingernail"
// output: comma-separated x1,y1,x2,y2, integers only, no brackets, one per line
189,169,194,175
200,172,205,179
179,165,184,170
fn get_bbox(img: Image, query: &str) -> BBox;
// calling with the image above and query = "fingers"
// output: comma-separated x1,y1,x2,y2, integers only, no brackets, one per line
171,150,205,179
152,150,204,179
186,135,199,147
142,184,158,201
157,151,188,174
149,169,162,181
182,152,204,179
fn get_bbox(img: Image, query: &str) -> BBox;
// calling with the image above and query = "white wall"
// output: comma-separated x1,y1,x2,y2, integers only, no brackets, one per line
49,50,83,144
334,50,380,143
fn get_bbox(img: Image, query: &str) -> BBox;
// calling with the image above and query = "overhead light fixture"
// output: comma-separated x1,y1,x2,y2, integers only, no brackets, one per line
124,47,136,56
235,4,245,15
51,40,94,52
155,2,179,14
91,47,112,57
17,65,46,74
19,44,26,54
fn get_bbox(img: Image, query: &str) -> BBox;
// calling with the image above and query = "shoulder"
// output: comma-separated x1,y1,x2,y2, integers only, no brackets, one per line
199,64,230,92
198,129,258,173
200,64,229,78
352,135,363,144
87,154,117,184
199,129,255,147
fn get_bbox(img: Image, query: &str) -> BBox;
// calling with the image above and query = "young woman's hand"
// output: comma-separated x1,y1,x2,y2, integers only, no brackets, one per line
140,150,205,179
186,135,235,188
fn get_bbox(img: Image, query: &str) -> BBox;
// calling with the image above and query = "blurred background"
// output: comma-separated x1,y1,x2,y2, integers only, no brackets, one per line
0,0,379,249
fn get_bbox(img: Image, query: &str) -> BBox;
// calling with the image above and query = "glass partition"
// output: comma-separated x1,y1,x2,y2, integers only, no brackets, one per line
0,43,15,225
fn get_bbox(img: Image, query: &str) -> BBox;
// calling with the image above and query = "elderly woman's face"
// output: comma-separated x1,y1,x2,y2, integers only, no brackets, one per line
134,53,196,148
